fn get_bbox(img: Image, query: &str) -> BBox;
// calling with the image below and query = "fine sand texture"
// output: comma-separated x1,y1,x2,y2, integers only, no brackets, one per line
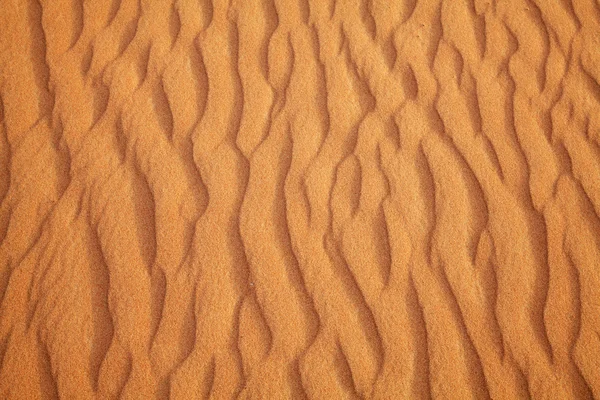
1,0,600,398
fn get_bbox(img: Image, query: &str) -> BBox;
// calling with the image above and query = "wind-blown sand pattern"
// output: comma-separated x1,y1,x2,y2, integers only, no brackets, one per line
1,0,600,398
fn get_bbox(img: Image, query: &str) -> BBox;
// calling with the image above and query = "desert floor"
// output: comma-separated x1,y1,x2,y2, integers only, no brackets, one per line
1,0,600,398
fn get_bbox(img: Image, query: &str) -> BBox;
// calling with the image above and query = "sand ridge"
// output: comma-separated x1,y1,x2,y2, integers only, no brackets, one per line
1,0,600,398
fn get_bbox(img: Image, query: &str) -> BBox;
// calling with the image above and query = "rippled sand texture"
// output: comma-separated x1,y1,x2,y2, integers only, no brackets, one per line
1,0,600,398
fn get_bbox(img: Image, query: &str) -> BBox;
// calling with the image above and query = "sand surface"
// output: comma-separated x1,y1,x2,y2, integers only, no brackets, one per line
1,0,600,398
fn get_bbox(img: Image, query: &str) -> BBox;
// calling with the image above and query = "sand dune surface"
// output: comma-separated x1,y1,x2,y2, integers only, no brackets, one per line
1,0,600,398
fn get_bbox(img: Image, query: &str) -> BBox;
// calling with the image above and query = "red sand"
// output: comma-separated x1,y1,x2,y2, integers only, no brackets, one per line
1,0,600,398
